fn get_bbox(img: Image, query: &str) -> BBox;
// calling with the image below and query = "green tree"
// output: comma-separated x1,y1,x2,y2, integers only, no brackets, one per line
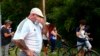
1,0,100,47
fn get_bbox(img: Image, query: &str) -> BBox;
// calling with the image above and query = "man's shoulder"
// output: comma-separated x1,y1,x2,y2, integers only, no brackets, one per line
18,18,30,26
1,27,7,31
1,27,9,33
24,18,33,25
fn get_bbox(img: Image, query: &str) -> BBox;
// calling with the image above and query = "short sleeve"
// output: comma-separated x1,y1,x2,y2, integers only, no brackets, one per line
1,27,9,38
1,27,8,34
12,20,29,40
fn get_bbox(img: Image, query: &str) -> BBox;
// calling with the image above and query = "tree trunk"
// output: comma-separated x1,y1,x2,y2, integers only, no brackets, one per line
39,0,46,21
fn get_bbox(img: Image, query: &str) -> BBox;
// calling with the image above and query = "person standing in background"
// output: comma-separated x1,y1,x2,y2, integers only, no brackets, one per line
48,24,58,54
42,22,50,56
1,20,14,56
76,20,92,56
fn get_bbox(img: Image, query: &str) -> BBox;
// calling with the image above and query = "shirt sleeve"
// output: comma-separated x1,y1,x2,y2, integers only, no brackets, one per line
12,21,29,40
1,27,9,37
2,27,8,33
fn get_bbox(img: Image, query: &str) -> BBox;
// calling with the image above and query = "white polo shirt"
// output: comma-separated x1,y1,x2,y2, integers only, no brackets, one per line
12,18,43,53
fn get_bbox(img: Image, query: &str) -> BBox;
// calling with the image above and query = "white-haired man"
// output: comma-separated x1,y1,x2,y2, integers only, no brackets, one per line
12,8,45,56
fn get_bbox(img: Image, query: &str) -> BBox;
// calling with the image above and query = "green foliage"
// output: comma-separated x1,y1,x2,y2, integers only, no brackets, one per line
46,0,100,46
1,0,100,47
1,0,39,30
94,8,100,16
64,17,75,32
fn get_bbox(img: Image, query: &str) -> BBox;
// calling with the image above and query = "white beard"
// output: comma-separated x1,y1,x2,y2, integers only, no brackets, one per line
34,20,39,25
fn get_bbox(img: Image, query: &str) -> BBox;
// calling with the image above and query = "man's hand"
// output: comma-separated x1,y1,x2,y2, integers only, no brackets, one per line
10,32,14,36
12,39,32,56
24,49,34,56
85,33,91,35
89,38,93,41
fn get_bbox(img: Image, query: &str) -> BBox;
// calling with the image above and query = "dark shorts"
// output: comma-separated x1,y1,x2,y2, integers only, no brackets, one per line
43,40,48,47
77,38,87,42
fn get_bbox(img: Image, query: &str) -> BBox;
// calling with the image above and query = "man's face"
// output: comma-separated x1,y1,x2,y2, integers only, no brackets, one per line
30,14,37,21
29,13,44,25
35,14,44,24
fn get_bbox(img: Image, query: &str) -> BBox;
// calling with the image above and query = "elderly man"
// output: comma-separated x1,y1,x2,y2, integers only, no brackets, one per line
12,8,45,56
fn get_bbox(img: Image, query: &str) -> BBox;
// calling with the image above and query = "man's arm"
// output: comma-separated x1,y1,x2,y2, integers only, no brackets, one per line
12,19,34,56
76,32,80,38
12,39,29,51
12,39,34,56
4,32,14,38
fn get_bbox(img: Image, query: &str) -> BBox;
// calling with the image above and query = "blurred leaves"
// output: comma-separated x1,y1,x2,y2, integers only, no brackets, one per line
94,8,100,16
64,17,76,32
1,0,39,30
1,0,100,46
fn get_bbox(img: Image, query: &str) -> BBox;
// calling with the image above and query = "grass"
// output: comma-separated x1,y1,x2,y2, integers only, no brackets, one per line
9,46,18,56
9,47,59,56
9,46,100,56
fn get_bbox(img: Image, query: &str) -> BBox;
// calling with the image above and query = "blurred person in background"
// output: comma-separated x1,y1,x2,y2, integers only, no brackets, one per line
42,22,50,56
1,20,14,56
